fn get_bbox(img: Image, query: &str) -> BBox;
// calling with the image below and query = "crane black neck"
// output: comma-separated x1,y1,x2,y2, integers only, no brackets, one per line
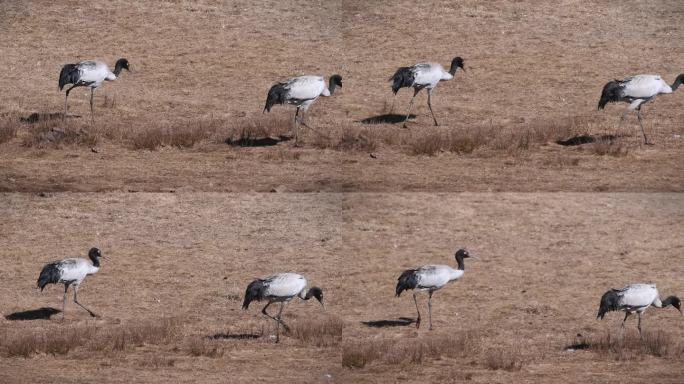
448,66,459,76
455,256,465,271
89,254,100,267
328,78,338,95
113,63,125,77
671,74,684,92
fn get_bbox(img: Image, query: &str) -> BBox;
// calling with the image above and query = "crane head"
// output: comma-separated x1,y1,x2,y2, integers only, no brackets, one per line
455,248,472,260
330,74,343,88
450,57,465,73
309,286,325,310
88,247,102,258
115,58,131,73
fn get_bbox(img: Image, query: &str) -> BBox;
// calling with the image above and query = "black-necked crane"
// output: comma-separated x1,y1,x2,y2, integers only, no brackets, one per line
597,283,682,337
395,248,472,330
263,74,343,145
59,58,131,122
37,247,104,319
598,74,684,145
389,56,465,128
242,272,324,343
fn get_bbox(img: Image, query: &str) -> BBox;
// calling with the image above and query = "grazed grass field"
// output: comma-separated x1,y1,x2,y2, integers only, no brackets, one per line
0,0,683,383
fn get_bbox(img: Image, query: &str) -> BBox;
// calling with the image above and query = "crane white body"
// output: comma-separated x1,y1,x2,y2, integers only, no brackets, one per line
50,258,100,284
611,284,662,313
279,76,331,111
407,63,455,90
70,61,118,89
257,272,311,302
409,265,464,291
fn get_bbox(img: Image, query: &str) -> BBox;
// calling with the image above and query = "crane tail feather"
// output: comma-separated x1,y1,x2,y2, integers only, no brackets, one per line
395,269,419,297
389,67,414,95
598,80,624,110
37,263,61,291
58,64,80,91
597,289,621,319
242,279,266,309
263,83,288,113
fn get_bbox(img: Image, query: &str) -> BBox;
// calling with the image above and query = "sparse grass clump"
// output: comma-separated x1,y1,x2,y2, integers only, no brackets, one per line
589,138,629,156
186,336,225,358
224,114,292,145
0,117,18,144
290,315,343,347
130,119,224,150
311,125,378,152
21,118,98,148
484,348,523,371
570,331,684,361
342,331,478,368
0,318,179,358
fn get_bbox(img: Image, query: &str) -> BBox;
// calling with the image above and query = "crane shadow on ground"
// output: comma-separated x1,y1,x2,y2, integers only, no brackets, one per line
207,332,262,340
359,114,416,125
362,317,416,328
225,135,292,147
556,134,620,146
21,112,81,124
5,307,62,321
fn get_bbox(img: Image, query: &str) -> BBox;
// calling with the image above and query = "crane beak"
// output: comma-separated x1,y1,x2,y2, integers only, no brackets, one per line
320,302,326,311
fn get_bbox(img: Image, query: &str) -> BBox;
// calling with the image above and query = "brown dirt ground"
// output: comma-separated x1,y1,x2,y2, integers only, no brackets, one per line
1,0,683,383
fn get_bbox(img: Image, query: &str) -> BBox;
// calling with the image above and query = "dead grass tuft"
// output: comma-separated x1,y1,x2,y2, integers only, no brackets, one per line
0,117,18,144
290,315,343,347
0,318,179,358
589,138,629,157
484,348,524,371
137,354,176,368
342,331,478,368
311,125,378,152
130,119,224,150
186,336,225,358
571,331,684,361
224,114,292,144
21,118,98,148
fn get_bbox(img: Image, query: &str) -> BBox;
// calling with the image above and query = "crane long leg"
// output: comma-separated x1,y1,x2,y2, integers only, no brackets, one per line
73,285,98,317
428,291,434,330
402,88,421,128
412,292,421,328
90,88,95,124
261,302,290,335
427,89,439,126
274,302,289,343
620,311,631,338
293,107,300,146
636,110,651,145
63,85,78,120
62,284,69,320
637,312,643,338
